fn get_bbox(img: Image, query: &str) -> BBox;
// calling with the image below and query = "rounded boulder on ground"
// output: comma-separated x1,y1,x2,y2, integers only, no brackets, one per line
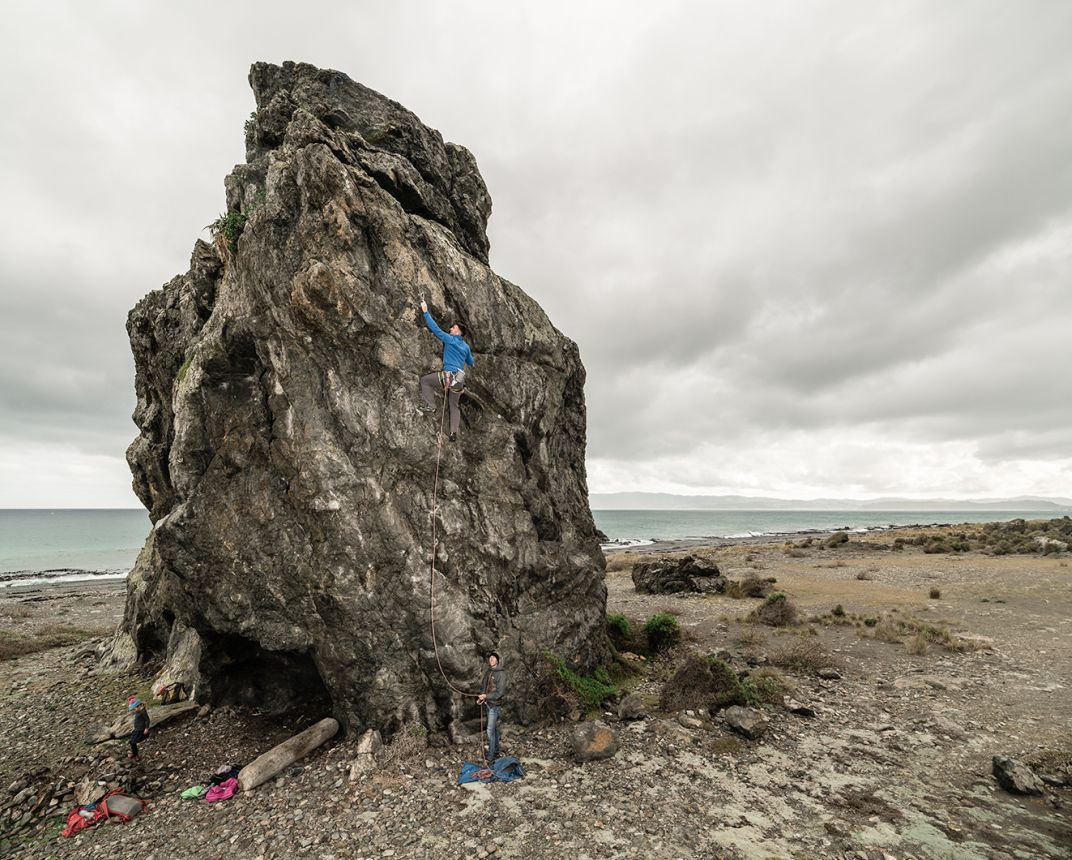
571,721,619,762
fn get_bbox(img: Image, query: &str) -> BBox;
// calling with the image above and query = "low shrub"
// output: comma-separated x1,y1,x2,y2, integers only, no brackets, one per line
644,612,682,653
855,571,872,581
863,616,878,627
750,592,798,627
825,532,849,548
832,604,845,617
606,614,630,649
660,654,744,712
741,667,792,707
928,588,941,599
906,633,929,655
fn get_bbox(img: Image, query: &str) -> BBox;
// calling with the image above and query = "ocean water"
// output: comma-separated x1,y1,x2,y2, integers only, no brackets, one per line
591,509,1067,545
0,509,149,577
1,508,1065,586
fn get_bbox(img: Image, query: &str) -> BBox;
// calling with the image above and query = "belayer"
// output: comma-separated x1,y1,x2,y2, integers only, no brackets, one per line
419,300,474,441
477,652,506,762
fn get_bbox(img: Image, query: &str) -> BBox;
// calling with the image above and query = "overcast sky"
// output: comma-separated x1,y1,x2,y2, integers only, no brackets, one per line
1,0,1070,507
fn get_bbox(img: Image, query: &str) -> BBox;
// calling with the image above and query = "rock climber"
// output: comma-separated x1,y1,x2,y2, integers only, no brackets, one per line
127,696,151,761
418,300,474,441
477,652,506,763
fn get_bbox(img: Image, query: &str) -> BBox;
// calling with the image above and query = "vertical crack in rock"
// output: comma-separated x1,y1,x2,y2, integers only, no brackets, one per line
113,60,608,738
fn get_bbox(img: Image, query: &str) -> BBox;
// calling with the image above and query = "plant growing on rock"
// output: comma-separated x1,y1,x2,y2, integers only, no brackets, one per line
543,652,617,712
644,612,682,653
208,209,249,252
749,592,798,627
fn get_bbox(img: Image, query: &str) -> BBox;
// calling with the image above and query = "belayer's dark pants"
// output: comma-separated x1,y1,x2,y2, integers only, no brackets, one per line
130,727,145,758
420,371,463,434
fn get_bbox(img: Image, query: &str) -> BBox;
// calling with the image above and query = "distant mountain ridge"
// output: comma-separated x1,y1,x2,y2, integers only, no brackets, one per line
589,492,1072,511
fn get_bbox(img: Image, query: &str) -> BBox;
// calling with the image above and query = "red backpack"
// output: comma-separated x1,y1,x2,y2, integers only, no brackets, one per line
61,790,147,838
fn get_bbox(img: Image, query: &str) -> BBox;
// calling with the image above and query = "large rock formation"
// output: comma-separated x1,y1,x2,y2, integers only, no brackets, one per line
115,61,607,739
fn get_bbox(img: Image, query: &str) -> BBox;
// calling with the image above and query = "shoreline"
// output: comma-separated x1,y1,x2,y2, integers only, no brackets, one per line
600,519,981,555
0,516,1062,593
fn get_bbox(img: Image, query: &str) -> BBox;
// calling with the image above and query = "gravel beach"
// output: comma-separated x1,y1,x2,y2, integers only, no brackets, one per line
1,524,1069,859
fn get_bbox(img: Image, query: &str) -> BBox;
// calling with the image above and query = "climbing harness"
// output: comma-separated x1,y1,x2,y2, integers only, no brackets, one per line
426,380,490,763
440,369,466,393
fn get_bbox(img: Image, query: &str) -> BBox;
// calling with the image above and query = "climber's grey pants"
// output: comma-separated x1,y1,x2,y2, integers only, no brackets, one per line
420,371,463,434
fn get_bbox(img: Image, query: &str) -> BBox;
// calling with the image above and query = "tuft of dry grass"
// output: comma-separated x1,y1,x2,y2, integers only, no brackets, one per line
0,604,34,620
906,633,930,655
855,570,873,580
769,638,831,675
725,576,772,599
0,624,111,661
379,722,428,769
605,553,635,573
870,621,904,644
733,627,765,650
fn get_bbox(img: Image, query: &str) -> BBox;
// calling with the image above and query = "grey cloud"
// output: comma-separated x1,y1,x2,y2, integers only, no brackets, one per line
2,0,1071,503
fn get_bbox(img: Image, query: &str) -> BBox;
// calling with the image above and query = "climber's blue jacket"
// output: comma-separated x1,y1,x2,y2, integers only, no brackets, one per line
424,311,474,373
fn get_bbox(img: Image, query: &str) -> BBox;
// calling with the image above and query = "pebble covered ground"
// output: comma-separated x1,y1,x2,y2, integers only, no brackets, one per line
1,529,1070,859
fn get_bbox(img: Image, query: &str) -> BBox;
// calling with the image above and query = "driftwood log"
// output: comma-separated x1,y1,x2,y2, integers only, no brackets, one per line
87,700,199,744
238,718,339,791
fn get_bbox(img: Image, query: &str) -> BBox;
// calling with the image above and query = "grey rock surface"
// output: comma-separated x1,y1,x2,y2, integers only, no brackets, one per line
992,756,1045,795
617,693,647,721
631,555,725,595
723,705,770,740
114,60,607,738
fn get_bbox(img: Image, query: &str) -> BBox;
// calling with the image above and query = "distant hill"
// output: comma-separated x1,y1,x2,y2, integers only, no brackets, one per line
589,493,1072,512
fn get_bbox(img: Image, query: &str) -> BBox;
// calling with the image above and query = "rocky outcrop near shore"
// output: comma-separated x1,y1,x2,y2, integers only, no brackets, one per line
113,60,607,738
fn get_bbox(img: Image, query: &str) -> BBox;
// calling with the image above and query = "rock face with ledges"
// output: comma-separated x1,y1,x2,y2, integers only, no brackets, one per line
113,60,607,739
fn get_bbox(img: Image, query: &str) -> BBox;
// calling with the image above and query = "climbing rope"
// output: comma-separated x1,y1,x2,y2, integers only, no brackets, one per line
426,375,489,763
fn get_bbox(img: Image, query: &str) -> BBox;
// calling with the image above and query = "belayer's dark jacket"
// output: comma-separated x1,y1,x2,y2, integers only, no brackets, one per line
482,666,506,706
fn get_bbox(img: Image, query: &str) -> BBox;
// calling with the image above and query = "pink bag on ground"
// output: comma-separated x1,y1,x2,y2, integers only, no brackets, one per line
204,777,238,803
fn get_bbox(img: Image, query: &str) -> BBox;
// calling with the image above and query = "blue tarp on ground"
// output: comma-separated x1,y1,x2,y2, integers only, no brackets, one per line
458,756,526,784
